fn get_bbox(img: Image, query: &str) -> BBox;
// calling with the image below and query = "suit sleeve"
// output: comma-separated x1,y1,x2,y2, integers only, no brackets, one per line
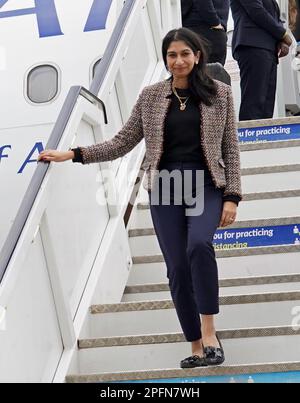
222,86,242,198
237,0,285,40
198,0,221,27
180,0,194,19
80,90,144,164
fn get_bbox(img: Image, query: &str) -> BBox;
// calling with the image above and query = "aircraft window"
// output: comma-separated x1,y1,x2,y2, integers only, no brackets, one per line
93,59,102,79
27,65,58,103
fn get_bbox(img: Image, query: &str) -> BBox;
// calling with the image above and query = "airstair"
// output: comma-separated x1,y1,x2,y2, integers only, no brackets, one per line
1,0,300,383
65,117,300,383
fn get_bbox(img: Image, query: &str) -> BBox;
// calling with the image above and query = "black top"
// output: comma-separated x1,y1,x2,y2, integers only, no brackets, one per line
160,88,204,165
160,87,240,206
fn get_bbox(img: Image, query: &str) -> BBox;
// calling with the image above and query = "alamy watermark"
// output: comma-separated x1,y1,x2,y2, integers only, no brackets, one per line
95,167,205,217
149,169,204,217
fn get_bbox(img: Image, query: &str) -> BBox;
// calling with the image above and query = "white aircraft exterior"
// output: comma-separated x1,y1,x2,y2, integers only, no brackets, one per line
0,0,122,249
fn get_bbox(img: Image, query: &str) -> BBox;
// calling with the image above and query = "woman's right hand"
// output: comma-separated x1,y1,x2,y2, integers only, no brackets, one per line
38,150,74,163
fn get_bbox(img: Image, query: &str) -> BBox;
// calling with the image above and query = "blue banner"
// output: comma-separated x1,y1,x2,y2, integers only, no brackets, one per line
238,123,300,143
213,224,300,250
127,371,300,383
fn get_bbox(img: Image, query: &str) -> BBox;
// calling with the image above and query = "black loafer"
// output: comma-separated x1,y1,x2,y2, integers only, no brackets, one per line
180,355,207,369
203,334,225,366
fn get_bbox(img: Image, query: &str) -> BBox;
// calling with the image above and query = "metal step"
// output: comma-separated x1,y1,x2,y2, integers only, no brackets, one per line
242,171,300,196
121,280,300,302
129,216,300,237
66,361,300,383
131,245,300,265
125,274,300,293
240,147,300,170
242,164,300,176
239,139,300,152
137,188,300,209
91,291,300,313
87,291,300,337
130,237,300,260
129,198,300,230
66,326,300,379
78,326,299,349
129,217,300,259
128,249,300,285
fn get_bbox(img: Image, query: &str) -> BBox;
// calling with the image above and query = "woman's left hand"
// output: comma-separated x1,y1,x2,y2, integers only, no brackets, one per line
219,201,237,228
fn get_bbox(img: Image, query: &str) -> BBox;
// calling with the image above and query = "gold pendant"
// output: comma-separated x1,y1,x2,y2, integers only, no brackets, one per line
180,104,186,111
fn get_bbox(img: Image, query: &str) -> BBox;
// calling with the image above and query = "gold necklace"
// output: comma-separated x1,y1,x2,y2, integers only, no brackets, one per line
172,86,190,111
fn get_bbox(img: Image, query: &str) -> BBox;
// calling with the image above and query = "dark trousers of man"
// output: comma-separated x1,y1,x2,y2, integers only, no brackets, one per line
148,162,223,342
186,25,227,65
235,46,278,121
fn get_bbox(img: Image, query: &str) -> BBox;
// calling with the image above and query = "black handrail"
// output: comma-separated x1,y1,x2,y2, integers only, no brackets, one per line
0,0,137,283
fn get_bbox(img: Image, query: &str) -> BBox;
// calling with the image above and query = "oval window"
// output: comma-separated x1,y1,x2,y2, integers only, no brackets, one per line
27,65,59,103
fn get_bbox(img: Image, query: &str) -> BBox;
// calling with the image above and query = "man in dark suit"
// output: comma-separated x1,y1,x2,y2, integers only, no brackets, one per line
181,0,230,65
231,0,293,121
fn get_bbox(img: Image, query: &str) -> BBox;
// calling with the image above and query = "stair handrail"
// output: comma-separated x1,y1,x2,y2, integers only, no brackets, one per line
0,0,137,284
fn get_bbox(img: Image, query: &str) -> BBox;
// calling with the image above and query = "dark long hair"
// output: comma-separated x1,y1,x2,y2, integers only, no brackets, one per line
162,28,217,106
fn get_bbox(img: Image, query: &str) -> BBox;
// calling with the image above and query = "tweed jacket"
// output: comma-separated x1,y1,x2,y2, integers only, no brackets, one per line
80,79,242,198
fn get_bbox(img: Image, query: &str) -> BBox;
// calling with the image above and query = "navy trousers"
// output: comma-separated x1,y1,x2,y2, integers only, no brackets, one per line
235,46,278,121
148,162,224,342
